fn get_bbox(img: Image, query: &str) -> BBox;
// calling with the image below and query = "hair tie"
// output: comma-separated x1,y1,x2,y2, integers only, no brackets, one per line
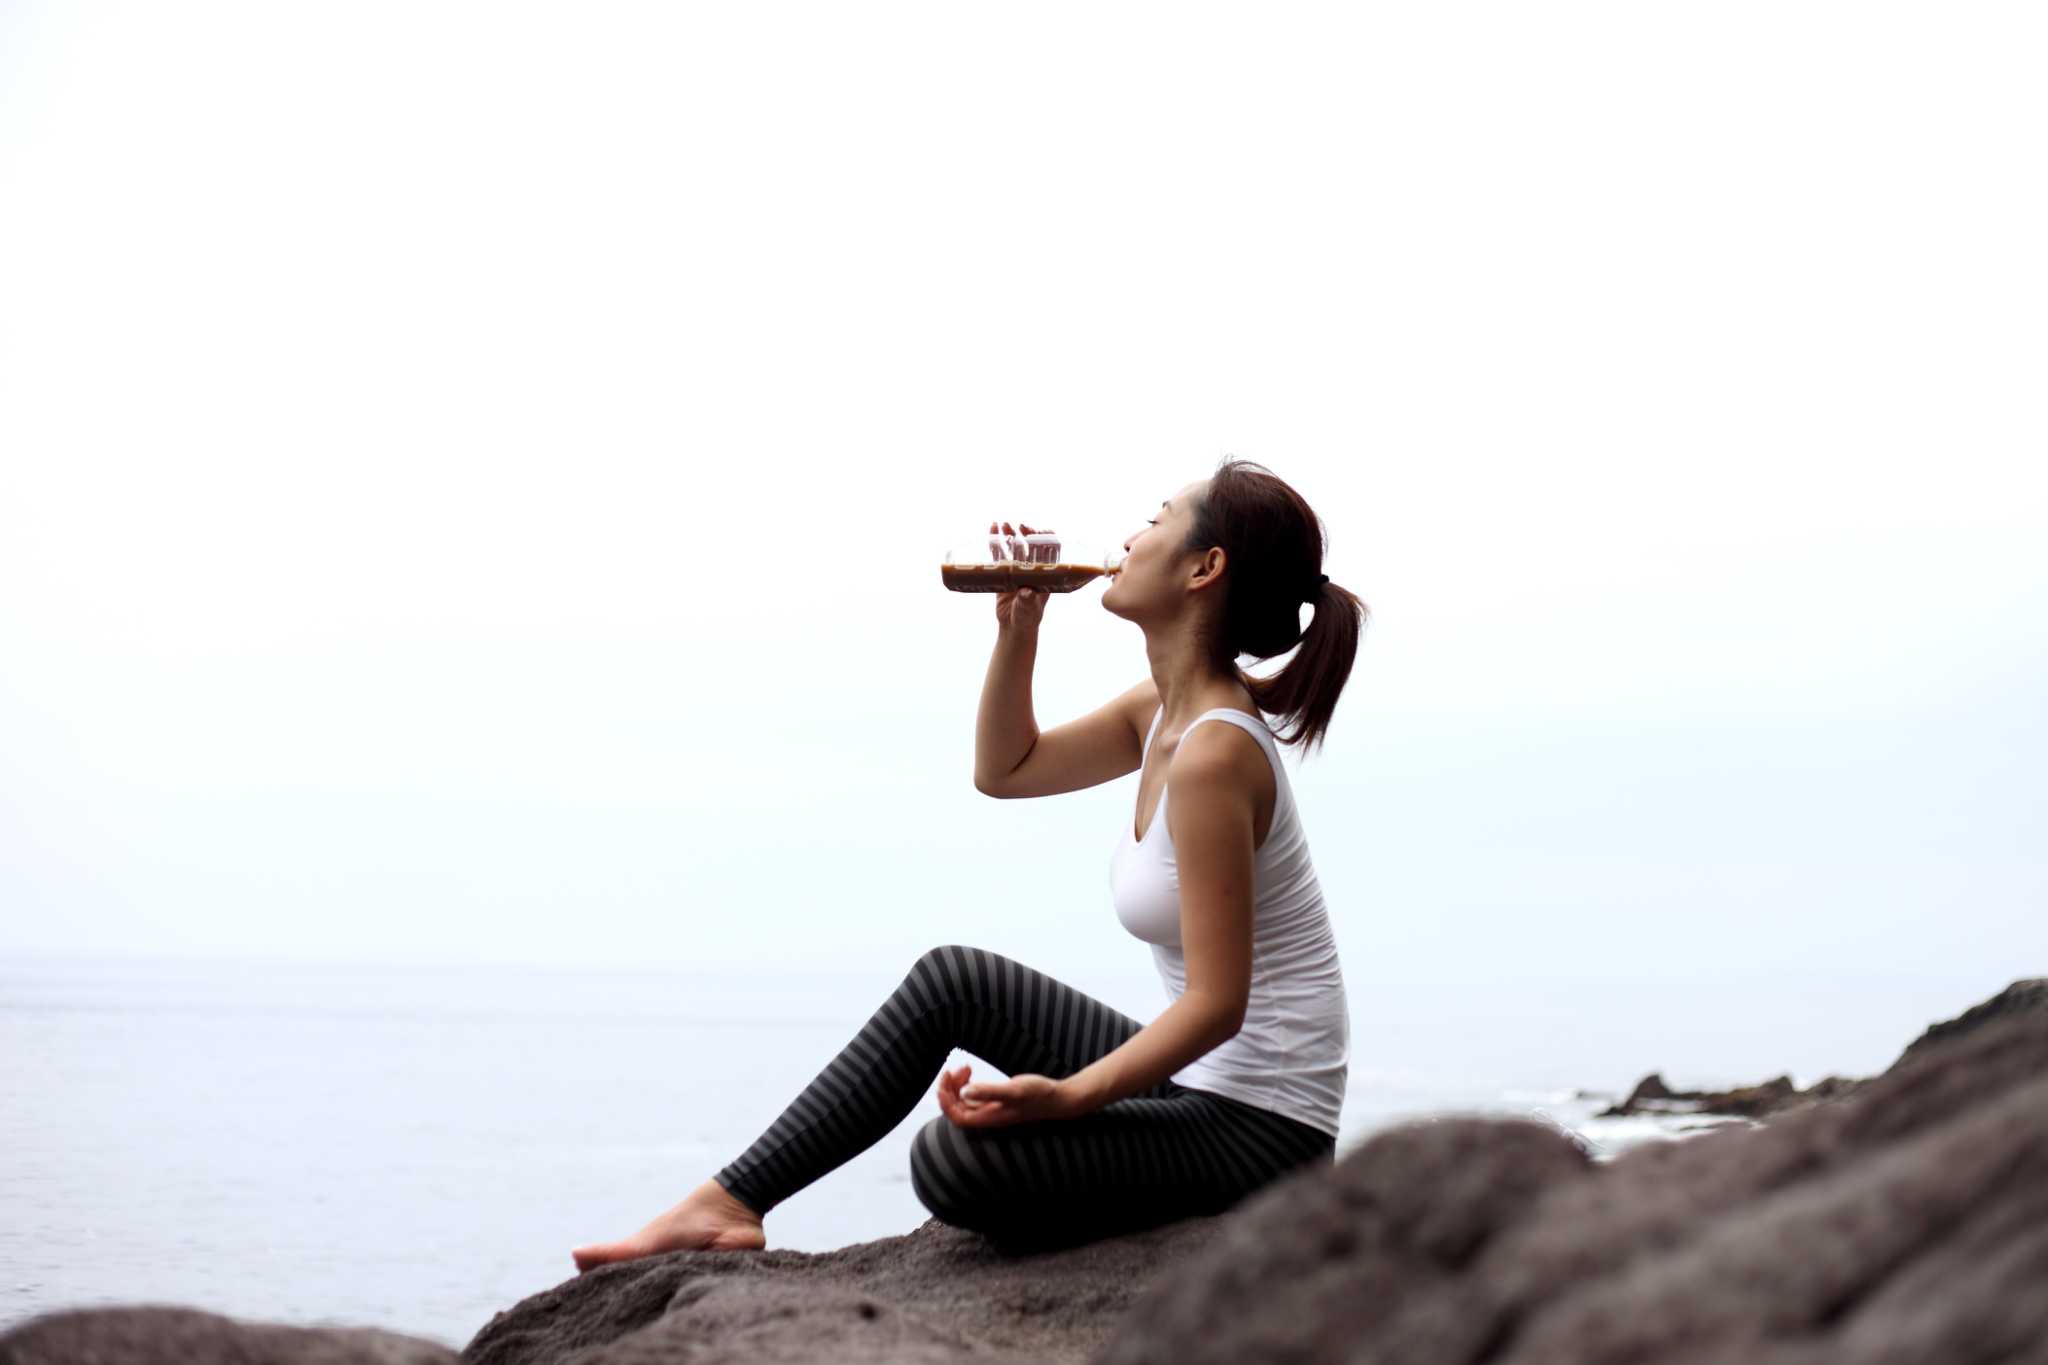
1303,571,1328,603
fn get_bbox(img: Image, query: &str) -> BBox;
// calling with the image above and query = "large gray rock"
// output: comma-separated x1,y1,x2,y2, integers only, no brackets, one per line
1893,976,2048,1070
456,991,2048,1364
0,1304,458,1364
462,1209,1222,1365
1103,1004,2048,1365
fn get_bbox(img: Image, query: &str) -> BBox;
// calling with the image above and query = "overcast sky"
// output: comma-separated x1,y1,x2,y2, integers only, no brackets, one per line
3,3,2042,1030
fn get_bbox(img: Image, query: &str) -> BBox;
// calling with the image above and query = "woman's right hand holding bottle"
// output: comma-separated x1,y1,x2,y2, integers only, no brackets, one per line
995,584,1048,634
993,519,1050,635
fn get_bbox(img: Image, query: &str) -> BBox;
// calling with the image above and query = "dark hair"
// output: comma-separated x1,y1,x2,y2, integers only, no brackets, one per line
1180,456,1367,756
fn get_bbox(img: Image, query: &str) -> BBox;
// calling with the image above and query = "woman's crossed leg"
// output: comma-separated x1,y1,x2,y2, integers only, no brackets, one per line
908,1071,1331,1248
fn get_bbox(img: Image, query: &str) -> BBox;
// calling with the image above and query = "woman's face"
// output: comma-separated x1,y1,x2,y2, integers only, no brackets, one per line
1105,479,1206,611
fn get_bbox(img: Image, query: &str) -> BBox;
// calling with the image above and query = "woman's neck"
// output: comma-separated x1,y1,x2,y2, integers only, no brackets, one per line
1146,634,1252,729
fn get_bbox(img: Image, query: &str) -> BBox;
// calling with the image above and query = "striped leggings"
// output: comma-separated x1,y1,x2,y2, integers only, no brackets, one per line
713,944,1336,1248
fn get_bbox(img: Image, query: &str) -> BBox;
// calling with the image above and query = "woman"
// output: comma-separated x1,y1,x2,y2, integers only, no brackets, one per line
572,457,1365,1267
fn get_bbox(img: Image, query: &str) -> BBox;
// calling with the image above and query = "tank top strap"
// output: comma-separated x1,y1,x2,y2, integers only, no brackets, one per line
1183,709,1287,803
1185,707,1277,747
1146,706,1279,766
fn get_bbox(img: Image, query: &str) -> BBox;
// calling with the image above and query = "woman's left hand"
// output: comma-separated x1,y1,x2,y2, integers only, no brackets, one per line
936,1063,1076,1128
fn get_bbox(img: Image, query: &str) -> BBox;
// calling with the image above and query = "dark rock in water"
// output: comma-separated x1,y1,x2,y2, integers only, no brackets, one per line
1599,1070,1806,1119
1103,1007,2048,1365
1598,976,2045,1122
1621,1070,1677,1104
1597,1064,1794,1121
0,1304,457,1364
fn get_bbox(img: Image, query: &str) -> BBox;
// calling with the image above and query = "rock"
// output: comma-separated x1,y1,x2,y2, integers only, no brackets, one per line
1616,1071,1677,1108
1596,977,2044,1122
1100,1007,2048,1365
1598,1072,1804,1120
461,1212,1225,1365
1892,976,2048,1070
464,1004,2048,1363
0,1304,458,1364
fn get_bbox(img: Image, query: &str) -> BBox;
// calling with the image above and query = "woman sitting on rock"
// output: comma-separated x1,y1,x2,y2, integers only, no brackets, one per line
573,457,1366,1266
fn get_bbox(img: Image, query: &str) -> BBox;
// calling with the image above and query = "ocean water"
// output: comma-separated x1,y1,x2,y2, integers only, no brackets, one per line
0,954,1984,1350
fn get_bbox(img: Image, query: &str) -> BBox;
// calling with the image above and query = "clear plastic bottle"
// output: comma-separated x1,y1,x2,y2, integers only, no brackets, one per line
942,521,1122,593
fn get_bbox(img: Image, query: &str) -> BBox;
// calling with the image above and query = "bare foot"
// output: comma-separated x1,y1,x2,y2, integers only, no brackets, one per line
571,1178,767,1272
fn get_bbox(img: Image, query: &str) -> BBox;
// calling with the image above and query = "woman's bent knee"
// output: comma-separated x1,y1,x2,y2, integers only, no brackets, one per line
905,944,996,1013
915,943,983,973
910,1114,1030,1236
908,1117,1111,1245
908,1117,973,1225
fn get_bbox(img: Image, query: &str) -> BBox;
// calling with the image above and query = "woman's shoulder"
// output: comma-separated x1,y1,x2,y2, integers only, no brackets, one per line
1171,710,1278,784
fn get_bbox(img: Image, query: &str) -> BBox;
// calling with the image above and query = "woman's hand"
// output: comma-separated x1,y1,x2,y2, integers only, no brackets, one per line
936,1063,1076,1128
994,585,1048,634
992,520,1051,634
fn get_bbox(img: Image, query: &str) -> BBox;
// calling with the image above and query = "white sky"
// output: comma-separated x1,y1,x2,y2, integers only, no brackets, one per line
3,3,2043,1009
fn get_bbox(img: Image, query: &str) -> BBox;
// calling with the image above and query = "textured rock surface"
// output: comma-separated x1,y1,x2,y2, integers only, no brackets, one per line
463,1208,1225,1365
0,1304,459,1364
1893,976,2048,1070
1103,1007,2048,1365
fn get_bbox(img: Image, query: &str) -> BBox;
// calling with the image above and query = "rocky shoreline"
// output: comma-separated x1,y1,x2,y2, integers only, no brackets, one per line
1589,976,2047,1124
6,979,2044,1365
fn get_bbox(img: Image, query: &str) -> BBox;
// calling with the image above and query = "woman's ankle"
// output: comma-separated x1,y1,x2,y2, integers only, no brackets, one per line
698,1177,764,1223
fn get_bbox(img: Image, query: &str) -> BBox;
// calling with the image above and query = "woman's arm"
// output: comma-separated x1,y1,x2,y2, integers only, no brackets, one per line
974,603,1043,792
1059,730,1261,1114
1056,994,1243,1115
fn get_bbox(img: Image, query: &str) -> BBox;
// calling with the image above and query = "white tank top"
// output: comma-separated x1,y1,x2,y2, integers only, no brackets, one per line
1109,705,1350,1138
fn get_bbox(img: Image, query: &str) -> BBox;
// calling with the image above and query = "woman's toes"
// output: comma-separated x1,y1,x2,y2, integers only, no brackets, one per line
570,1238,635,1273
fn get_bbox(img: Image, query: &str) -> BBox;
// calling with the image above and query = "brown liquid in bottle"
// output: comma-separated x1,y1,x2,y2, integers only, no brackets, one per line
941,562,1118,593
